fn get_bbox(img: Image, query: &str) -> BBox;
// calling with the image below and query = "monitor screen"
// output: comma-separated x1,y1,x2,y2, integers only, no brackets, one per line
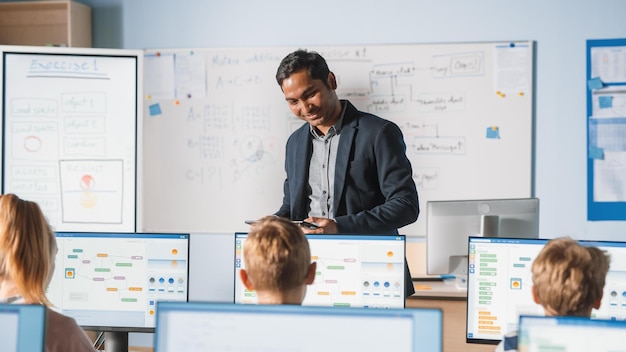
0,304,46,352
518,315,626,352
47,232,190,332
234,233,406,308
426,198,540,275
466,237,626,344
154,301,443,352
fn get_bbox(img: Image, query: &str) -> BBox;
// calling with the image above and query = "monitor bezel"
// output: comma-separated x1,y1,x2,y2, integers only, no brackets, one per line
233,232,407,308
50,231,191,333
0,303,47,352
426,197,540,276
465,236,549,345
155,301,442,352
466,236,626,345
518,314,626,349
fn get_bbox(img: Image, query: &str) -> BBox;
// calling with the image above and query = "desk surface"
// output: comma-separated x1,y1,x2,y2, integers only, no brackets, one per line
407,280,493,352
411,279,468,299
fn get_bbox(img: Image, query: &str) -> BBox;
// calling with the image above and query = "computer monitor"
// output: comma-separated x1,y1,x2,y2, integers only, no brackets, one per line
466,237,626,345
234,233,406,308
154,301,443,352
426,198,540,275
0,304,46,352
47,232,190,352
518,315,626,351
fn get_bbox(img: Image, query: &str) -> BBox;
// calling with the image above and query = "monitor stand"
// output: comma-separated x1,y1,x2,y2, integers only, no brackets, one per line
449,255,468,290
105,331,128,352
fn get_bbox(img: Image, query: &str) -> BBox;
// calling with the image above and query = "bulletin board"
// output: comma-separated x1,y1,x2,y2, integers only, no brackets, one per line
141,42,535,236
586,38,626,220
1,45,142,232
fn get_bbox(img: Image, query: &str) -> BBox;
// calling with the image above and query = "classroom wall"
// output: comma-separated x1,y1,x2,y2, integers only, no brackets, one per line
85,0,626,241
2,0,624,239
2,0,623,348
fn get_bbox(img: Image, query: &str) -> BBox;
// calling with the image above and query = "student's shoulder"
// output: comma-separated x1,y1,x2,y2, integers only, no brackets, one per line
47,306,77,325
46,308,96,351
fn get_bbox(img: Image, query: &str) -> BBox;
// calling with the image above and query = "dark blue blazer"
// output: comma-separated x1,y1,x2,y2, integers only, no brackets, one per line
276,100,420,234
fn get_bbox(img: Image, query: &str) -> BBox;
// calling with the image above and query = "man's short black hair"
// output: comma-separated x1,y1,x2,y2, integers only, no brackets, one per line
276,49,331,88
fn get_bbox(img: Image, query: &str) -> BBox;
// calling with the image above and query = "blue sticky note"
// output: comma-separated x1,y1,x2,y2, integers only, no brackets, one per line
599,96,614,109
149,103,162,116
589,147,604,160
587,77,604,90
486,126,500,139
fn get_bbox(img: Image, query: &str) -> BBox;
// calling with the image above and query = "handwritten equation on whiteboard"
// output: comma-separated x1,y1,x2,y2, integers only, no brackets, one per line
142,43,533,235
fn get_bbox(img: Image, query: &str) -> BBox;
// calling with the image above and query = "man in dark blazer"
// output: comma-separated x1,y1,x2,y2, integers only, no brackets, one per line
274,49,419,297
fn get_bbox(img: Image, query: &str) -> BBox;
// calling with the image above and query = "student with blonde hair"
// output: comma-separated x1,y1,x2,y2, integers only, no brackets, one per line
0,194,95,352
496,237,611,352
240,216,316,304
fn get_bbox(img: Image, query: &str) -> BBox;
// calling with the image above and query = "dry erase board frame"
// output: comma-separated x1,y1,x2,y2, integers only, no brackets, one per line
1,45,143,232
586,38,626,221
141,42,534,236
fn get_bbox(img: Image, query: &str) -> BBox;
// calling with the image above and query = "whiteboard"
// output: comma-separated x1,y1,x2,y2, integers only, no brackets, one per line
142,42,534,236
1,46,142,232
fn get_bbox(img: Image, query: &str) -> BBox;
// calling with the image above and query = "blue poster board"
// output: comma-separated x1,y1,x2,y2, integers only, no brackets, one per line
587,38,626,220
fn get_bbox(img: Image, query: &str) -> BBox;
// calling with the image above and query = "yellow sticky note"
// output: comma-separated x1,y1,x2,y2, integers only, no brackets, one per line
414,284,432,290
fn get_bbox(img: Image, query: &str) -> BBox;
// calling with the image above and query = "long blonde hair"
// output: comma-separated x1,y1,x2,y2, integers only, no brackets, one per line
0,194,56,305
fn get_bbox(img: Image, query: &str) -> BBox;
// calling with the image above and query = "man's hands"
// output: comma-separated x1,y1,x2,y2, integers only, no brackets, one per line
301,217,337,234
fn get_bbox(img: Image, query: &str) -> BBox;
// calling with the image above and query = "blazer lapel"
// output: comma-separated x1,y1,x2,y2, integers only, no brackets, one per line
334,103,358,213
292,126,312,219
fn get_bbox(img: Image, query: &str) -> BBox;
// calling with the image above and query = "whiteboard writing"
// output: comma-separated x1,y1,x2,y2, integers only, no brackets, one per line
27,57,108,79
62,92,107,113
11,98,57,116
142,43,533,236
59,159,124,224
64,116,106,134
415,93,465,112
431,52,484,77
2,49,139,232
408,137,466,155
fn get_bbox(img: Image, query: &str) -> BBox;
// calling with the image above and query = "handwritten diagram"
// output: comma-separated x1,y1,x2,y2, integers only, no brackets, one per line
59,159,124,223
3,51,138,231
142,43,533,235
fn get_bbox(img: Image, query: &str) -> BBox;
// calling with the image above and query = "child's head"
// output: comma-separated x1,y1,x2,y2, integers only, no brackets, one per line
240,216,316,304
531,237,610,316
